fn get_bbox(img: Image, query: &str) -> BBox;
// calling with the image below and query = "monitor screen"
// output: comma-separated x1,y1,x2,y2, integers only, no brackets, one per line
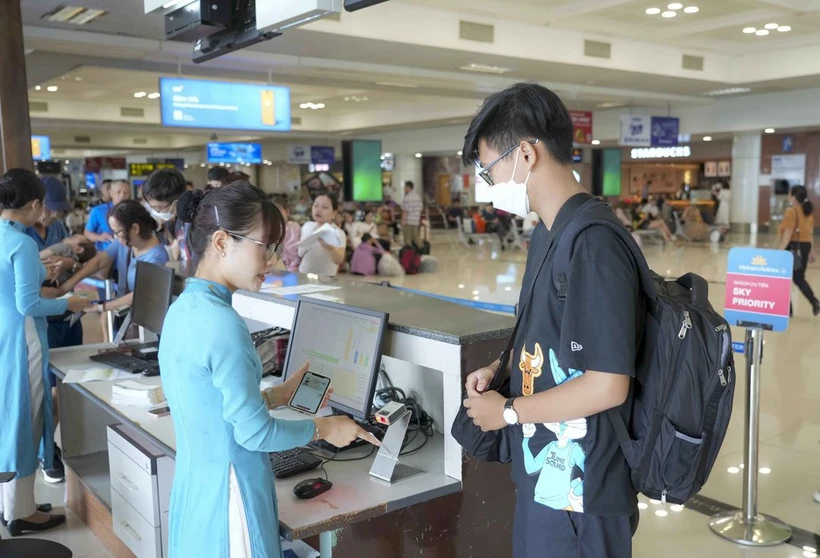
159,77,291,132
207,142,263,165
131,262,174,336
343,140,383,202
283,299,388,421
31,136,51,161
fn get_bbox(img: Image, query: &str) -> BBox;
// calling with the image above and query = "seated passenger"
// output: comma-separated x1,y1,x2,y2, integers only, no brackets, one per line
350,233,385,276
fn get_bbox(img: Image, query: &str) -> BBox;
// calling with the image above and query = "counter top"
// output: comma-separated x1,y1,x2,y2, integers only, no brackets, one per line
238,272,514,346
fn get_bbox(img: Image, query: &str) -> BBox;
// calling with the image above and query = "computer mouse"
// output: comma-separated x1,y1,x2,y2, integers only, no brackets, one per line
293,478,332,500
141,367,160,377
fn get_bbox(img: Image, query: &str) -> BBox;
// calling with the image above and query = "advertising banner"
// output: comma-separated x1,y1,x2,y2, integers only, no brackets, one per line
311,146,335,165
650,117,679,147
287,145,311,165
207,143,263,164
31,136,51,161
620,115,651,146
569,111,593,144
159,77,291,132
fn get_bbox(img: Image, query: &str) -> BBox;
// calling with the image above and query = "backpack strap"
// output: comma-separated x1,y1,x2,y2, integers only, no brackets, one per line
551,199,657,303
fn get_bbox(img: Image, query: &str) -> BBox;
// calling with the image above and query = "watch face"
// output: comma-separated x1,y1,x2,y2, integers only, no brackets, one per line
503,408,518,425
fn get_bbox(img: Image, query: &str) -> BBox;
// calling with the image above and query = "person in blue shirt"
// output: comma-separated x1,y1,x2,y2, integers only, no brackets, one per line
160,183,374,557
0,169,87,535
142,168,191,266
56,200,169,340
84,179,130,251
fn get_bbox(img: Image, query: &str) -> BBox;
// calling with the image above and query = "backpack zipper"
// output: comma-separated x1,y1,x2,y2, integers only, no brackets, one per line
678,311,692,339
717,369,728,387
661,489,668,504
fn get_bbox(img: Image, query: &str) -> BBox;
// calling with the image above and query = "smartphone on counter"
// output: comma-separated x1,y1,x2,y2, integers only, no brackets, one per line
287,372,332,416
147,406,170,418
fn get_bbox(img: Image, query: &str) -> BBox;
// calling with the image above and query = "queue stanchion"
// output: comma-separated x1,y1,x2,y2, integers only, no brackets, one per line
708,247,793,546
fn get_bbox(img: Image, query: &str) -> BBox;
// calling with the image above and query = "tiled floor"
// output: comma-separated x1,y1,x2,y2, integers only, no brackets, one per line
7,229,818,558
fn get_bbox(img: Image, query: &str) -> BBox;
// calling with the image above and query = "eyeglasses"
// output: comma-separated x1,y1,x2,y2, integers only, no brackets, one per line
477,139,539,186
214,207,283,261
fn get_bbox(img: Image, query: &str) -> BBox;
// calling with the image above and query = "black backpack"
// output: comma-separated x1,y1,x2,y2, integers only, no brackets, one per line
553,198,735,504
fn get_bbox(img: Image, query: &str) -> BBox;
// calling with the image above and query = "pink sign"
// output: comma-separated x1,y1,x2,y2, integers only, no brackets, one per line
724,273,791,317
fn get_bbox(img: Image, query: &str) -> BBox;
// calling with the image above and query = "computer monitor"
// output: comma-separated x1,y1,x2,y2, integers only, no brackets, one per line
283,298,388,421
131,261,175,336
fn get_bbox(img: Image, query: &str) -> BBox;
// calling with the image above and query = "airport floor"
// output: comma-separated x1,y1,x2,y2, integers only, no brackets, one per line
3,229,818,558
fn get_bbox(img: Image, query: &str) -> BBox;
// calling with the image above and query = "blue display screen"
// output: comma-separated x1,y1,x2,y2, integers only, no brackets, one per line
207,142,263,164
159,78,291,132
31,136,51,161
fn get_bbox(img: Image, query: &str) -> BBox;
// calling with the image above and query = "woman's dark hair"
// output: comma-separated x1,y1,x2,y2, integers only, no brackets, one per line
313,192,339,211
361,233,373,243
177,181,284,265
110,200,158,243
791,185,813,216
143,169,186,203
0,168,45,209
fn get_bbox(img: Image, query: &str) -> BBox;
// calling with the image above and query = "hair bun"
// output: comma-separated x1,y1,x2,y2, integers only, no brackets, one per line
177,190,205,224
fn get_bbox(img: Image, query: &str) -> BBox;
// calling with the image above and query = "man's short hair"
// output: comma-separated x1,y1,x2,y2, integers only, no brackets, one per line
462,83,573,167
405,181,414,189
208,167,230,183
142,169,186,203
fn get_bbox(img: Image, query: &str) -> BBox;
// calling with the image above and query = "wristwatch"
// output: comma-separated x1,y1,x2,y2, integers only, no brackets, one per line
503,397,520,426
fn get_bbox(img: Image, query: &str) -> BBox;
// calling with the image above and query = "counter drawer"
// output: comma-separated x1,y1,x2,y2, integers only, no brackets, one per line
108,442,160,526
112,490,162,558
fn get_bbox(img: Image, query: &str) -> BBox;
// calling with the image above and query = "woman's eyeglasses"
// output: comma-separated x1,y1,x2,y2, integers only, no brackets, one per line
214,207,282,261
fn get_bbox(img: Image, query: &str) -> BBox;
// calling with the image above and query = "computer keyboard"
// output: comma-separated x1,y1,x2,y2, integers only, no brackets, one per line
270,449,322,479
90,352,159,374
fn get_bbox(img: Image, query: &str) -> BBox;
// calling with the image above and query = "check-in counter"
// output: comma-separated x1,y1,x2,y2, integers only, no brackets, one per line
52,272,517,557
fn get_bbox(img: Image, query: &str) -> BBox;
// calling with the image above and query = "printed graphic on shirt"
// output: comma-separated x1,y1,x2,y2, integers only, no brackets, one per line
570,341,583,352
519,341,544,396
521,348,587,512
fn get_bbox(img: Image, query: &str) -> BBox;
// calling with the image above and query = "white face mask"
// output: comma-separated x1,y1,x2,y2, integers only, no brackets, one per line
487,149,531,218
147,204,174,223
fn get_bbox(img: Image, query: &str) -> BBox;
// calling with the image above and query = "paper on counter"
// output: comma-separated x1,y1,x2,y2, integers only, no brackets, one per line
302,292,342,302
296,223,342,250
259,284,342,296
63,367,133,384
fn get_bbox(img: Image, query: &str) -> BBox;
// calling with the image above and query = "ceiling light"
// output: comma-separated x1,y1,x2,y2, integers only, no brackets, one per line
473,296,480,301
299,102,325,110
778,25,791,32
764,23,779,30
670,504,684,512
459,63,512,74
683,6,699,13
705,87,752,96
662,11,677,18
148,92,161,99
755,29,769,36
472,290,480,295
74,77,82,81
35,85,41,91
44,6,85,22
457,150,463,156
415,152,422,158
183,164,189,169
591,139,601,145
46,86,58,92
375,81,418,88
134,91,146,98
200,163,206,168
458,284,465,289
727,466,740,474
638,502,649,510
649,498,661,505
69,8,105,25
765,128,776,133
759,467,771,474
646,7,661,15
505,286,512,291
743,27,756,34
703,136,712,142
668,2,683,9
655,510,669,517
64,159,70,164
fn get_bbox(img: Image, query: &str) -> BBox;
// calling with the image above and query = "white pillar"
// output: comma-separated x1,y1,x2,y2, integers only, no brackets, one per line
391,154,422,203
731,133,762,233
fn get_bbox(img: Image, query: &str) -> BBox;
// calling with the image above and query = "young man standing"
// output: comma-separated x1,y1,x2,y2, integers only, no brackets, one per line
401,180,423,247
142,169,190,264
461,83,641,558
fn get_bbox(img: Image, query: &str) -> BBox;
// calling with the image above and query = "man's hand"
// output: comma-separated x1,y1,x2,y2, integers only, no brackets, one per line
463,390,506,432
465,363,498,398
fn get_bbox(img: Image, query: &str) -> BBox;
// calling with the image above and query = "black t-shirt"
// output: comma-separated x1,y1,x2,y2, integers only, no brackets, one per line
509,193,641,516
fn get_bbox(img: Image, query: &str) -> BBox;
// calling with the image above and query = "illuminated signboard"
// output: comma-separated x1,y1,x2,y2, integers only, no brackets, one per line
159,77,291,132
31,136,51,161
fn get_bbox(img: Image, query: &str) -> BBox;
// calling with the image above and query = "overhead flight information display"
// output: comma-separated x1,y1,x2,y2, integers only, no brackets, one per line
159,78,291,132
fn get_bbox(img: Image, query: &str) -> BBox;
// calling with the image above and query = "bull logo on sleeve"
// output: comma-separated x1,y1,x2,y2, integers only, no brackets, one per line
519,342,544,396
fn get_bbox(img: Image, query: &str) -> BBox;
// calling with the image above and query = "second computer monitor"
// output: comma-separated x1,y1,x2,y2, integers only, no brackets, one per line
131,261,175,336
283,298,388,422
